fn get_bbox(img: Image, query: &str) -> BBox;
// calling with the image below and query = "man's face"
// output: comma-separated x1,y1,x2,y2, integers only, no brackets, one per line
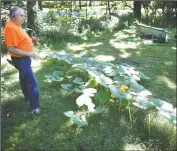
14,9,25,25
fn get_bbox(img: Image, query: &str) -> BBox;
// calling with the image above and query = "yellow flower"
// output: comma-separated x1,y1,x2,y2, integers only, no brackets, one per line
120,85,129,93
88,78,99,88
111,94,116,99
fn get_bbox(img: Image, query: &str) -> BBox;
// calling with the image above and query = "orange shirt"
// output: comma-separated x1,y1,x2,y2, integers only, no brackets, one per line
4,20,33,57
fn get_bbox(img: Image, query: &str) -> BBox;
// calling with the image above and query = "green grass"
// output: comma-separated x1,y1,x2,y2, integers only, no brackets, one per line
1,27,176,150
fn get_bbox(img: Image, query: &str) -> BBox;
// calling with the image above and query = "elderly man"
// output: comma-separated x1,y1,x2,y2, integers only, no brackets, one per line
4,6,42,115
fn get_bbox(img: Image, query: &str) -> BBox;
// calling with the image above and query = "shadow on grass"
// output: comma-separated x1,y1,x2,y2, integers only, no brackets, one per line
1,28,176,150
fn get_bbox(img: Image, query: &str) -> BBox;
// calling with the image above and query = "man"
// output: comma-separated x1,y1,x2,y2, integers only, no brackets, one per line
4,6,42,115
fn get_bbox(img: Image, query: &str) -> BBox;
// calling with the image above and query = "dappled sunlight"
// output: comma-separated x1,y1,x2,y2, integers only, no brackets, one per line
164,61,174,66
32,59,44,72
90,48,98,53
171,47,176,50
124,143,144,150
142,40,154,45
81,36,88,40
68,44,85,51
110,40,140,49
94,55,115,62
84,42,103,47
77,50,88,56
119,50,131,58
113,33,129,39
122,29,136,34
135,51,141,56
67,42,103,52
157,76,176,89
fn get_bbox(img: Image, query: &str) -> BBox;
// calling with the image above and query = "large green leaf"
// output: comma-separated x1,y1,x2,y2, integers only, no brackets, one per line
53,71,64,77
74,87,83,93
64,111,75,117
150,98,164,107
95,74,113,87
86,102,96,112
71,115,88,127
150,99,174,113
76,94,91,107
102,66,117,77
114,76,132,85
117,65,127,74
44,79,52,83
61,84,73,91
102,66,114,74
129,89,152,96
132,74,140,81
76,94,95,111
45,75,53,79
130,80,145,93
132,96,154,110
108,85,132,100
159,110,176,126
52,76,64,82
159,102,173,113
83,88,97,97
86,69,101,77
139,71,151,80
73,77,85,85
95,91,110,105
138,89,152,96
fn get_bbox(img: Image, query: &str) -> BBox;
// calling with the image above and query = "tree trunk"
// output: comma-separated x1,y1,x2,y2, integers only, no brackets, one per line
133,1,141,20
38,1,42,10
108,1,111,15
162,2,165,13
79,0,81,9
27,1,36,35
106,2,107,15
86,1,88,21
89,1,92,7
70,1,72,17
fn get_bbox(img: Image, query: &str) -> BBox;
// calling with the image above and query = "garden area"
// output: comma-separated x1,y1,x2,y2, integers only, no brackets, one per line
1,1,176,150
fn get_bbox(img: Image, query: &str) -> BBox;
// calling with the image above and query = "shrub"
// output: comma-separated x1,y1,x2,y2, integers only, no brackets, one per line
1,28,8,55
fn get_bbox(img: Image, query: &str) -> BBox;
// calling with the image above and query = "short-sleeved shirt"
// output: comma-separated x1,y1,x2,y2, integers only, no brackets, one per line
4,20,33,57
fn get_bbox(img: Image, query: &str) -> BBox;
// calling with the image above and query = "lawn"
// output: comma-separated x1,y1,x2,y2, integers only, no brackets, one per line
1,27,176,150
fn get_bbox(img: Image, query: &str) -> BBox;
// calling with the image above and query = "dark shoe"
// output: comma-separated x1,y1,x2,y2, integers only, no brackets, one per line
31,108,42,115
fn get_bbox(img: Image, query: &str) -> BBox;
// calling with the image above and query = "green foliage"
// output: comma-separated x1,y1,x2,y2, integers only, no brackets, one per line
36,11,78,43
1,40,8,56
2,23,176,151
141,1,176,28
95,90,110,105
46,54,176,129
43,10,58,24
44,71,64,82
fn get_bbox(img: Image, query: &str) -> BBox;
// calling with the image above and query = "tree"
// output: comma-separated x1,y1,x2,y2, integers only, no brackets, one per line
70,1,72,17
27,1,36,35
86,1,88,21
133,1,141,20
79,0,81,9
108,1,111,15
89,1,92,7
38,1,42,10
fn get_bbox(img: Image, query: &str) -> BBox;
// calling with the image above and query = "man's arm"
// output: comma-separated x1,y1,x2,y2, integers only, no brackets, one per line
8,47,40,59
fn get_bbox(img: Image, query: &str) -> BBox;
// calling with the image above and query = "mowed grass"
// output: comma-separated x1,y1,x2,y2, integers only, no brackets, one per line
1,27,176,150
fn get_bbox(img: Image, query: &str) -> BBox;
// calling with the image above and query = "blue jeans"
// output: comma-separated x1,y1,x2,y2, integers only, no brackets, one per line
11,57,39,110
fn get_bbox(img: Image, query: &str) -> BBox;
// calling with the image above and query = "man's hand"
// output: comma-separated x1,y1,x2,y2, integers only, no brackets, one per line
28,52,42,60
